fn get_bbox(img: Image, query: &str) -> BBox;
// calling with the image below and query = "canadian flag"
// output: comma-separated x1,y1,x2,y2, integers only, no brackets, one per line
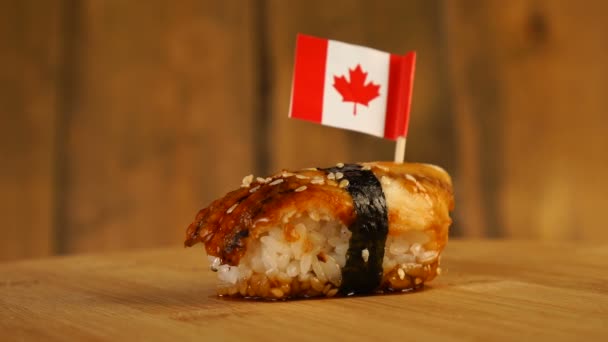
289,34,416,140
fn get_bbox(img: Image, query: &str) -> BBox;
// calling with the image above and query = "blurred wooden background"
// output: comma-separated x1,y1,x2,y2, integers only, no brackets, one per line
2,0,607,262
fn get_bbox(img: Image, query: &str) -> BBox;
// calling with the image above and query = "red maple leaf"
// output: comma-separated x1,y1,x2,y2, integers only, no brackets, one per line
333,64,380,115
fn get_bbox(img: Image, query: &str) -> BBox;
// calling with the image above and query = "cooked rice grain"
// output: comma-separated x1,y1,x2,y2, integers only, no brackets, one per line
209,212,440,299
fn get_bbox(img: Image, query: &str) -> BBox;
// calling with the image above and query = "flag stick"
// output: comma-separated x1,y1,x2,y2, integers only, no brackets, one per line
394,137,406,163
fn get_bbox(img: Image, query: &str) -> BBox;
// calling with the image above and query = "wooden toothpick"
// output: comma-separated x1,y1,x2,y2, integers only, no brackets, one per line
394,137,406,163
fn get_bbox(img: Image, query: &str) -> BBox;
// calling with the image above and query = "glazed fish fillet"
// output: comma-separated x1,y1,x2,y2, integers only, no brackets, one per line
185,162,454,299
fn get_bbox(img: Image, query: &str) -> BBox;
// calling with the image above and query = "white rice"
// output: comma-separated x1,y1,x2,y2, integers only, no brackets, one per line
208,212,440,299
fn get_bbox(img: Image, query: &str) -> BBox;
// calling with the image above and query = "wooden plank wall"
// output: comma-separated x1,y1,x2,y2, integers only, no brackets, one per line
444,0,608,240
1,0,607,261
1,0,259,261
57,0,258,255
0,0,63,260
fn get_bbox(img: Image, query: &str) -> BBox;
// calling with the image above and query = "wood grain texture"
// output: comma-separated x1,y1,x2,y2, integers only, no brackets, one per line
266,0,455,175
59,0,258,254
1,241,606,341
4,0,608,263
444,0,608,240
0,0,63,261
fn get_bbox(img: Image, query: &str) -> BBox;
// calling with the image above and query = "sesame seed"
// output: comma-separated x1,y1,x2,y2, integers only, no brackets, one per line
311,177,324,185
265,177,272,182
295,185,307,192
416,183,427,193
336,162,344,168
327,172,335,180
249,185,260,193
398,268,405,280
269,179,284,186
282,171,294,178
303,167,318,171
436,267,442,275
405,174,417,183
339,179,349,188
270,288,284,298
335,172,344,180
362,248,370,262
241,174,253,187
252,217,269,227
226,203,238,214
257,177,267,183
295,174,309,179
361,165,372,171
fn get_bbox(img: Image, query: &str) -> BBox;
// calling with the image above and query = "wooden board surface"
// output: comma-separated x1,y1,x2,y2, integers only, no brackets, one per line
1,240,606,341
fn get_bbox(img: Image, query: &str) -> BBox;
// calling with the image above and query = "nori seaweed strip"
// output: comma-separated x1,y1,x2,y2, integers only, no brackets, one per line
323,164,389,295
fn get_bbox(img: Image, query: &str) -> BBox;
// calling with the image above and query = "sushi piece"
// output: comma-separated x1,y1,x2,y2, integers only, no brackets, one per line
185,162,454,299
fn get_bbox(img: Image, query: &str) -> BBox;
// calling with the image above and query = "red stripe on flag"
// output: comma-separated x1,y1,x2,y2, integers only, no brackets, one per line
384,52,416,140
289,34,328,123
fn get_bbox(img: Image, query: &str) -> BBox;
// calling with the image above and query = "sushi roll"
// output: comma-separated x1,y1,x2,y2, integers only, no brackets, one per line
185,162,454,299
